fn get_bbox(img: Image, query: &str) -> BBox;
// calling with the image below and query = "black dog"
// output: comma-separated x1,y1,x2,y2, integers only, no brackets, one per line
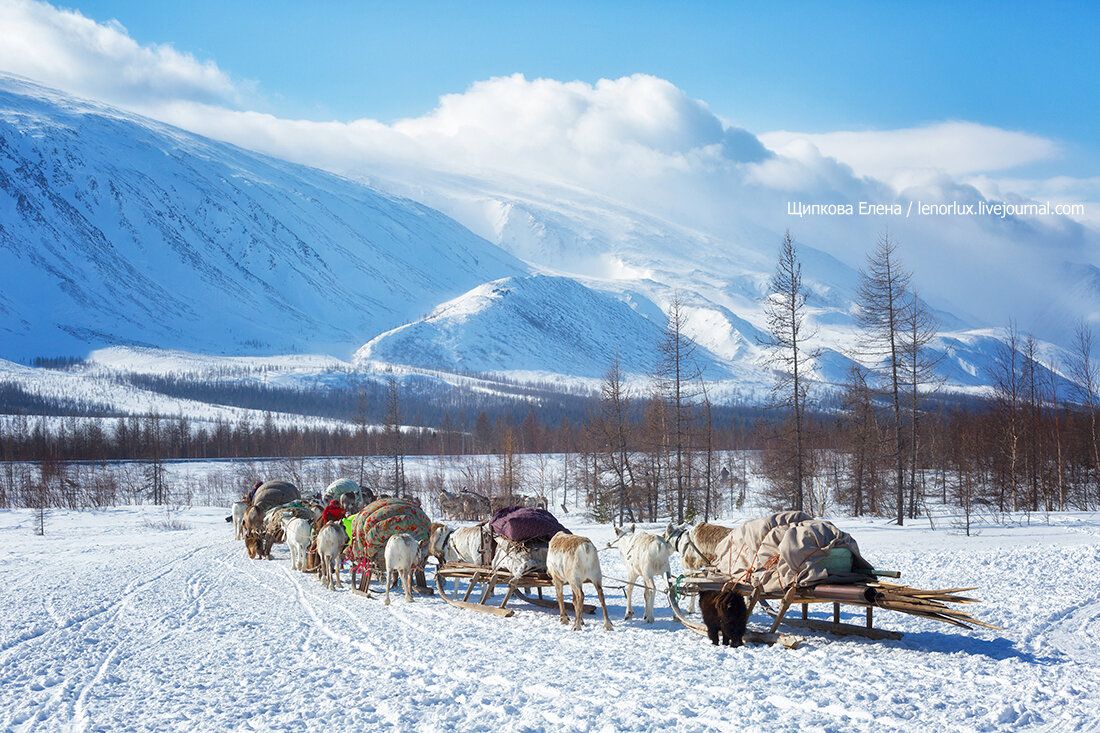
699,589,748,647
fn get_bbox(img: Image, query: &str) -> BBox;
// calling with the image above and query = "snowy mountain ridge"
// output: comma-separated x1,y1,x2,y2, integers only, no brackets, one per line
0,75,1079,410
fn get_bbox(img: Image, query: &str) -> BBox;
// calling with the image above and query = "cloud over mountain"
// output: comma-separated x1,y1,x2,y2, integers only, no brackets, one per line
2,0,1099,350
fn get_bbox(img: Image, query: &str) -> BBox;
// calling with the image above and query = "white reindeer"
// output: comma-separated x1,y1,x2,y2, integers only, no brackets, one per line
547,532,614,631
384,533,426,605
608,524,671,624
428,524,484,565
317,522,346,590
284,517,312,572
231,500,248,540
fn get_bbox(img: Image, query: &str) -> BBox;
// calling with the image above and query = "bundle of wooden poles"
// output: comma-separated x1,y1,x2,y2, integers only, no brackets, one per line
794,581,1000,630
864,582,1001,630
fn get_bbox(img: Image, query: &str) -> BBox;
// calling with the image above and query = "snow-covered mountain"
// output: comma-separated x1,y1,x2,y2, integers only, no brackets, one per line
357,273,737,380
0,75,1079,408
0,74,526,359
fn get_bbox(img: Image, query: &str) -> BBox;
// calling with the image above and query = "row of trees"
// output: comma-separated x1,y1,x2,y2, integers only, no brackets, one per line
744,228,1100,528
5,229,1100,524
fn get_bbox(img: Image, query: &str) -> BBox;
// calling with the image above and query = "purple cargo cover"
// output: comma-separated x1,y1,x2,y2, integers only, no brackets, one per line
489,506,570,543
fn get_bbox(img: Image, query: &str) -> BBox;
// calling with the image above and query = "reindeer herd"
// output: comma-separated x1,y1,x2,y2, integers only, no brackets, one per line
235,485,745,645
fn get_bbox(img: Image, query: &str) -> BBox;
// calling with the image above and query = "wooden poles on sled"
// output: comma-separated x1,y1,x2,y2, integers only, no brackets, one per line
667,568,1001,645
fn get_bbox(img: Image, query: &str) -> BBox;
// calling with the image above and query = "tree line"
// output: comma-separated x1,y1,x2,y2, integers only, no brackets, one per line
4,230,1100,525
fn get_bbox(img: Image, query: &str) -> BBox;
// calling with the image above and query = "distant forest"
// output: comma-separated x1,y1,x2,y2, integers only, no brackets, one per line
7,231,1100,524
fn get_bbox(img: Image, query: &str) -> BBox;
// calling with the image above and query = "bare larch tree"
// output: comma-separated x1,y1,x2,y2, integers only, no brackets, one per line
856,231,911,526
759,229,819,513
657,295,700,524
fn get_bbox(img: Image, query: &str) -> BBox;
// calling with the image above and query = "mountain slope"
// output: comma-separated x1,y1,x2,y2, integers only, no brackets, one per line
0,75,526,360
355,274,739,380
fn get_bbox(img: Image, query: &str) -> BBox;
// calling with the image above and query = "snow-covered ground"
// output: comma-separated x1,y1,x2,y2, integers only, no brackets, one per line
3,506,1099,732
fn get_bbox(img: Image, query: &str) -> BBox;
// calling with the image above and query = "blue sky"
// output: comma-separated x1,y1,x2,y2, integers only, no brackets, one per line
60,0,1100,173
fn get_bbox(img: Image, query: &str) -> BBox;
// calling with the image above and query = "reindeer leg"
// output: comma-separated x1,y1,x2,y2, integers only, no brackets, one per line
332,556,341,589
643,576,655,624
405,570,414,603
595,583,614,631
553,577,568,625
570,583,584,631
360,568,373,598
624,573,635,620
384,570,392,606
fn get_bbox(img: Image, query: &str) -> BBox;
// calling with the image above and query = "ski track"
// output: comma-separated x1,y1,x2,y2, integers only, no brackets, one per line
1,508,1099,731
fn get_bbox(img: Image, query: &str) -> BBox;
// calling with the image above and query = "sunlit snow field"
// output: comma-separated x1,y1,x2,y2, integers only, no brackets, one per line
2,505,1099,732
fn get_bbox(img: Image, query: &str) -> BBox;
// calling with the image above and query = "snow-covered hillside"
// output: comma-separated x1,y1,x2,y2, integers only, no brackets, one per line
3,505,1098,731
357,274,736,380
0,74,1082,404
0,74,525,360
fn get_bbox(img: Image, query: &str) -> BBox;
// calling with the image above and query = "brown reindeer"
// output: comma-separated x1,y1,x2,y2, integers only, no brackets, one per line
664,521,732,612
547,532,614,631
243,505,271,560
699,589,748,647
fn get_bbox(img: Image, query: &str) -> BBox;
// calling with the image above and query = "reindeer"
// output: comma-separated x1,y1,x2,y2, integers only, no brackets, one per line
383,533,426,605
607,524,671,623
459,490,489,521
231,500,248,540
699,589,748,647
284,517,312,572
317,522,346,590
664,521,732,612
547,532,614,631
339,492,361,516
243,505,271,559
429,523,487,566
438,490,461,521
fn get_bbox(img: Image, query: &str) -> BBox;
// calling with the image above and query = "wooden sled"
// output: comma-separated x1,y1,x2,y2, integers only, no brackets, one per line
435,562,596,618
668,569,999,647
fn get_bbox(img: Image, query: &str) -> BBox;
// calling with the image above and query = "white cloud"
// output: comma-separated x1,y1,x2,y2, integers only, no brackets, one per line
0,0,1097,345
0,0,242,108
759,122,1060,184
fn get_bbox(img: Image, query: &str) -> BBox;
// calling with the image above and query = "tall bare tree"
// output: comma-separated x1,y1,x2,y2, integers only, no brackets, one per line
840,363,881,516
593,354,637,524
856,231,911,525
384,376,407,496
900,289,941,519
1070,321,1100,503
990,323,1023,513
759,230,819,513
657,295,700,523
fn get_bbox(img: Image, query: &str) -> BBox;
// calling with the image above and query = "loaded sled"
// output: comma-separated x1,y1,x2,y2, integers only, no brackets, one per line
668,512,999,647
435,506,596,618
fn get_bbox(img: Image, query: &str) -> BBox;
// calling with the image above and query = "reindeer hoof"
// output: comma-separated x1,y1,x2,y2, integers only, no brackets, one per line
604,622,614,631
644,617,654,624
559,616,569,625
624,610,634,620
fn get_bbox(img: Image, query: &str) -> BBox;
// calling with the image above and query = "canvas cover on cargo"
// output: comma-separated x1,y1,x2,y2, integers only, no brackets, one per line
251,481,301,514
348,497,431,566
713,512,876,594
488,506,569,543
325,478,360,500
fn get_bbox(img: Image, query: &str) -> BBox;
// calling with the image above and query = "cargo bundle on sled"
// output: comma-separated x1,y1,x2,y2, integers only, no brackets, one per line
433,506,597,618
668,512,1000,646
345,497,433,597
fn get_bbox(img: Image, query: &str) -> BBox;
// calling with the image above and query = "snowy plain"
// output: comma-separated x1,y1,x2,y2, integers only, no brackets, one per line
2,500,1099,732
